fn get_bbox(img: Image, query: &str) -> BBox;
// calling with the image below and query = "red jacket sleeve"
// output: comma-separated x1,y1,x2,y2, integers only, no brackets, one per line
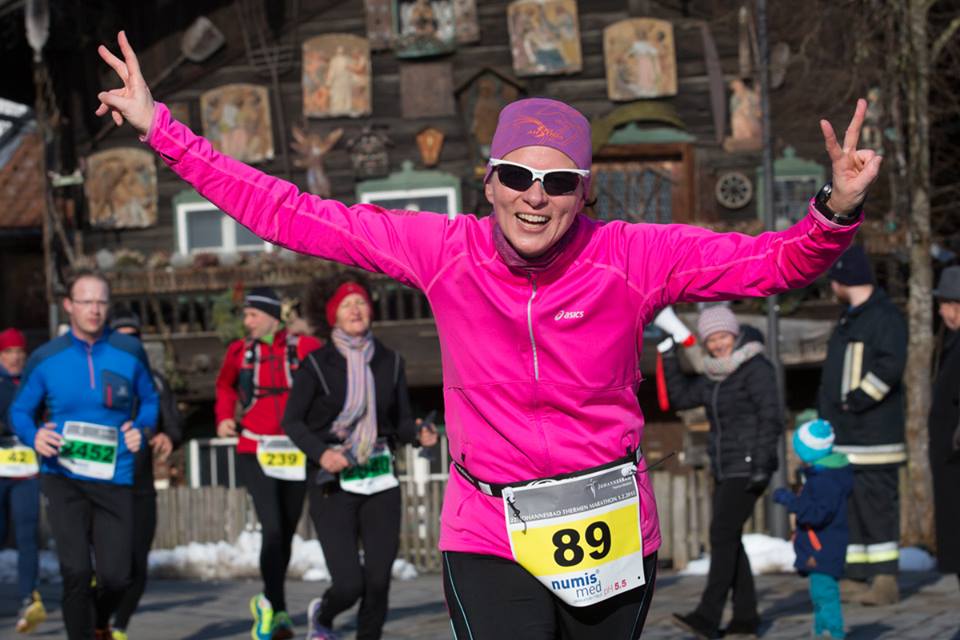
215,340,244,424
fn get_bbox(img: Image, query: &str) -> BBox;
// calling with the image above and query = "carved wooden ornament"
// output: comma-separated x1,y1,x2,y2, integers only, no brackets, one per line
84,148,158,229
303,34,372,119
416,127,445,167
364,0,394,51
200,83,274,163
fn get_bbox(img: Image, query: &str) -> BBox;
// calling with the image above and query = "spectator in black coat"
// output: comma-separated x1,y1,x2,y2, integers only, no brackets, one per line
667,305,783,640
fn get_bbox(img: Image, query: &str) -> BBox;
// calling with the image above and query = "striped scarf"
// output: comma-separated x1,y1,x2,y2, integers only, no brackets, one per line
330,328,378,464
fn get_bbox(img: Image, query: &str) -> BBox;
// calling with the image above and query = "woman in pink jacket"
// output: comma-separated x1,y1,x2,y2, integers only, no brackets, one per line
97,33,881,640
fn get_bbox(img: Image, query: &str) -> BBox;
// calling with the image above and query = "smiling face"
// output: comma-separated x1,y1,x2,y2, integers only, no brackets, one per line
0,347,25,376
485,145,585,259
704,331,737,359
334,293,372,337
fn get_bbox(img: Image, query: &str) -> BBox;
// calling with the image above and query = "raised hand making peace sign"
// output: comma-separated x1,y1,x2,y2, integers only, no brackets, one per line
819,99,883,216
96,31,155,136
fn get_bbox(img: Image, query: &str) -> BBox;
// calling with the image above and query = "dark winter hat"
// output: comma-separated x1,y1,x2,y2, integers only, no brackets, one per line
244,287,283,320
933,265,960,301
827,245,874,286
110,307,142,336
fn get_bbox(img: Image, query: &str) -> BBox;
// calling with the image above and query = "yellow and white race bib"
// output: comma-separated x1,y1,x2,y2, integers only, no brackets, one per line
59,421,118,481
503,461,645,607
256,435,307,482
0,436,39,477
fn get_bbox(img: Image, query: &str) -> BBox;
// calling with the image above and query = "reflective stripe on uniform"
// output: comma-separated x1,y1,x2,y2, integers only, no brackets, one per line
846,542,899,564
859,371,891,401
834,443,907,465
841,342,864,399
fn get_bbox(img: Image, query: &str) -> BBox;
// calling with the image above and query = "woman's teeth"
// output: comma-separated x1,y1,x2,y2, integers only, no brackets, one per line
516,213,549,225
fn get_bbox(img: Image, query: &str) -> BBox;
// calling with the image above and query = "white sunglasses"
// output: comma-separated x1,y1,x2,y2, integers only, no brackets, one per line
489,158,590,196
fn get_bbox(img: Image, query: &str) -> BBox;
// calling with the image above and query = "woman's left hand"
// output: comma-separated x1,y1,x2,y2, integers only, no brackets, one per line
820,99,884,216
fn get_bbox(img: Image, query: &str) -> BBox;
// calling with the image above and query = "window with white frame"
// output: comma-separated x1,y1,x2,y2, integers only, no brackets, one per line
175,195,273,255
358,187,459,221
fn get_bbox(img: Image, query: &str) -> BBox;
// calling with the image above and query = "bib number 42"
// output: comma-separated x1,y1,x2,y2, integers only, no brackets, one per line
553,521,612,567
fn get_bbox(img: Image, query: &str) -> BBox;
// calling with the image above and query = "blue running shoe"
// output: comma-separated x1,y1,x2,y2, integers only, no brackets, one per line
306,597,338,640
271,610,294,640
249,593,274,640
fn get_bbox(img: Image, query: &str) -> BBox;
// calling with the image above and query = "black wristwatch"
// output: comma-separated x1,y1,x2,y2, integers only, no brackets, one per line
814,182,862,225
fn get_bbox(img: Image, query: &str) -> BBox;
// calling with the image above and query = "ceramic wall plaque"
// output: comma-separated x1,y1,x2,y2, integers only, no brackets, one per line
454,0,480,43
303,34,372,118
364,0,394,50
395,0,456,58
507,0,581,76
416,127,445,166
200,83,274,163
455,68,524,161
84,148,158,229
604,18,678,100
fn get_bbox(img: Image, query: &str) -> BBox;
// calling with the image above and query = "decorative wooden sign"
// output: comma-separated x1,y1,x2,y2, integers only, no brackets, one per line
303,34,372,119
416,127,445,167
401,61,455,118
454,0,480,43
364,0,394,50
84,148,158,229
604,19,677,100
507,0,581,77
455,68,524,161
200,84,274,163
395,0,456,58
346,126,393,178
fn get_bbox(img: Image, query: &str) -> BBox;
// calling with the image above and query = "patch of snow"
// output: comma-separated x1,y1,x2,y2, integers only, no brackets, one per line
680,533,796,576
146,530,418,582
0,548,61,584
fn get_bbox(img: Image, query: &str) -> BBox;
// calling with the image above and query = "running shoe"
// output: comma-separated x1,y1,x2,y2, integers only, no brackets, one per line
112,630,129,640
250,593,275,640
306,597,338,640
271,610,294,640
15,591,47,633
93,628,113,640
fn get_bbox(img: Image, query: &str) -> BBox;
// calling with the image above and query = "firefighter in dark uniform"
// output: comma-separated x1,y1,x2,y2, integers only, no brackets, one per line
818,245,907,606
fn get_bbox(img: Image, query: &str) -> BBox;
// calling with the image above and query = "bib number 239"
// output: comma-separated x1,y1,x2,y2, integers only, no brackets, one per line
504,462,645,607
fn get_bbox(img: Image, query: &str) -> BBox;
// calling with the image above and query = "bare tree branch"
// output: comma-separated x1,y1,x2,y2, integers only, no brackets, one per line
931,14,960,62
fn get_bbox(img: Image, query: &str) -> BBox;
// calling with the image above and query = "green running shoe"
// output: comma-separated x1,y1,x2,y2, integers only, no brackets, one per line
111,630,129,640
271,611,294,640
249,594,274,640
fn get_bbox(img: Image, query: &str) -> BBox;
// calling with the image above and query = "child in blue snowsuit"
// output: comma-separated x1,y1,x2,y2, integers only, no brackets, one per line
774,419,854,639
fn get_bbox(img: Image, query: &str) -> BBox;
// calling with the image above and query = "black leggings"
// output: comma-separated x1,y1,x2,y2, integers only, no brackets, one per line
443,550,658,640
237,453,307,613
309,484,402,640
42,474,133,640
111,491,157,630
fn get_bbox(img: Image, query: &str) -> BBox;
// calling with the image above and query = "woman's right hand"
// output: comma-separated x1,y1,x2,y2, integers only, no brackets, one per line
320,448,351,474
96,31,155,136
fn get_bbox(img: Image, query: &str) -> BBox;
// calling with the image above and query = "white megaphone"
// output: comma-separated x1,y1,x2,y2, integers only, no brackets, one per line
653,306,695,352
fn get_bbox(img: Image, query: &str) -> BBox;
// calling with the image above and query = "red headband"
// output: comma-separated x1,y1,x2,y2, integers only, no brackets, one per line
326,282,372,327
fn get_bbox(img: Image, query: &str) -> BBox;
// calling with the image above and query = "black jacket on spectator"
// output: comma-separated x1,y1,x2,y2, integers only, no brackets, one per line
133,370,183,495
663,327,782,480
817,288,907,451
929,329,960,573
281,339,418,479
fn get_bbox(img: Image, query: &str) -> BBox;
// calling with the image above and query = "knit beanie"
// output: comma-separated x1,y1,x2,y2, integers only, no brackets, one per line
793,419,835,464
696,306,740,341
110,308,142,335
484,98,592,191
244,287,283,320
0,328,26,351
827,245,874,286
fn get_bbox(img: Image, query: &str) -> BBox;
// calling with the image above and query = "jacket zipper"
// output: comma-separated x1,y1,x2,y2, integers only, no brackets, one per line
527,276,539,380
711,380,723,480
85,344,95,389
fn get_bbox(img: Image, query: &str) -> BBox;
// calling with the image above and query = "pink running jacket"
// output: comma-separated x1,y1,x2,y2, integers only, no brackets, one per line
144,103,859,560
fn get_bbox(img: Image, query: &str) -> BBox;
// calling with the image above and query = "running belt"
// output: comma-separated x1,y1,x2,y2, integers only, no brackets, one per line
454,448,642,498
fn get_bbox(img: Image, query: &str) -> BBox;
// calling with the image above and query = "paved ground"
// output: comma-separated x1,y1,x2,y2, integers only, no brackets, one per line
1,570,957,639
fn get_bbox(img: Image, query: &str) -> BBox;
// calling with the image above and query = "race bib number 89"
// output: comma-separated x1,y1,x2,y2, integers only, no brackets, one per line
504,462,645,607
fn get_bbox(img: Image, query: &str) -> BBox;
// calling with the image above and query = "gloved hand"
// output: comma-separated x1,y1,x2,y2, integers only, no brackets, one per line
773,487,794,505
745,468,770,494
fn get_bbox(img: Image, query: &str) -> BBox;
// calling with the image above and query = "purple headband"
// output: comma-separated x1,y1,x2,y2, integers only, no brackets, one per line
484,98,592,185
